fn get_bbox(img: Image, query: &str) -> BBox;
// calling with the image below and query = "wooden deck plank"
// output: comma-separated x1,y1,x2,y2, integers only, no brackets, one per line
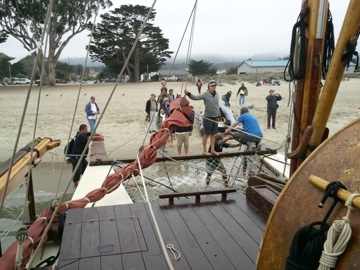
82,207,99,222
99,206,121,255
80,218,100,258
150,201,192,270
229,192,267,228
122,252,146,270
59,222,82,259
56,259,79,269
65,208,83,224
79,257,100,270
200,196,260,263
143,254,168,270
114,204,142,253
158,199,213,269
129,203,160,255
193,198,255,269
208,195,265,244
101,254,124,270
174,198,237,270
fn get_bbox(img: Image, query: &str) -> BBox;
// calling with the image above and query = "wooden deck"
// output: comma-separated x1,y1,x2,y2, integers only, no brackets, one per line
57,192,266,270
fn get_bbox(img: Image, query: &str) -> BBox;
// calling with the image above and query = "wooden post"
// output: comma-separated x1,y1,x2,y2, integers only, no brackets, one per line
290,0,328,175
309,0,360,147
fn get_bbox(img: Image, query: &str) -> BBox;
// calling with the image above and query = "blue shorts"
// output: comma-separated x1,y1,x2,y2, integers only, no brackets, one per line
203,117,218,135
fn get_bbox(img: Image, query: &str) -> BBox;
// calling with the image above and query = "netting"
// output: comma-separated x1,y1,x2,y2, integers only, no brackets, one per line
113,144,285,203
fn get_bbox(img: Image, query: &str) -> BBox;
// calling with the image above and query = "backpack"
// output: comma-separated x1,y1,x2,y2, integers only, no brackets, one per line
64,137,75,157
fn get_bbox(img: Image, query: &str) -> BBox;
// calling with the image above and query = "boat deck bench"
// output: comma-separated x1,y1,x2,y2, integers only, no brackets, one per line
159,188,237,205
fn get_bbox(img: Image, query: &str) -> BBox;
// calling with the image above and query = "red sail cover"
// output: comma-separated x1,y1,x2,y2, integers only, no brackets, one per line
0,97,193,269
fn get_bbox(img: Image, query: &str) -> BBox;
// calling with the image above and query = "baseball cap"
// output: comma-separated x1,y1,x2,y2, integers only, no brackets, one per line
208,80,217,86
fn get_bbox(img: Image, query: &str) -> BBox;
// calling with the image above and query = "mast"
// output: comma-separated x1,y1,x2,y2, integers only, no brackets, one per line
309,0,360,147
289,0,329,175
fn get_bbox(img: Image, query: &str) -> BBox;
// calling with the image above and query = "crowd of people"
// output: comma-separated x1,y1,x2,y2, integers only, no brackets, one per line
71,78,281,189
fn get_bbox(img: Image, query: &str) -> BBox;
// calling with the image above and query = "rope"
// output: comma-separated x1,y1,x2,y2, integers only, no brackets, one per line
318,193,360,270
137,155,176,270
284,7,309,82
321,8,335,80
285,181,346,270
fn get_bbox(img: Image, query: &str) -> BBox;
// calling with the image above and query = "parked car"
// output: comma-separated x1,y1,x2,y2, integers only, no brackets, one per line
0,80,6,87
13,78,31,84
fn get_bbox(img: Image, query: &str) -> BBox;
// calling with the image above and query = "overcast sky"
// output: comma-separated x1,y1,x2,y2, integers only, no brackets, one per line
0,0,355,62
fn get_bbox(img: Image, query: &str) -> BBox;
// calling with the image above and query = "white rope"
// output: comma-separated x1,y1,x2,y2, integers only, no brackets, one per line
136,155,176,270
318,193,360,270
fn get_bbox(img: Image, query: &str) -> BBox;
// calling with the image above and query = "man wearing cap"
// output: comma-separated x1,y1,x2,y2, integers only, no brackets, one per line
184,80,220,156
266,89,282,129
225,107,263,146
85,96,100,133
145,93,158,133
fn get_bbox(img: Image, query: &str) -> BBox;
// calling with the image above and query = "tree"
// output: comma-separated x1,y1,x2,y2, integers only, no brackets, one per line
187,59,218,76
226,65,238,75
89,4,172,82
0,0,112,85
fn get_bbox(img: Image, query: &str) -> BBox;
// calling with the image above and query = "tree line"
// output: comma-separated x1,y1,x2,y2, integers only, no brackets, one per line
0,2,222,85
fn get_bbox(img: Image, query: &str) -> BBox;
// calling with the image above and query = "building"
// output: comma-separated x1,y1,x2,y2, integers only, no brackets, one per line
237,60,289,74
237,59,358,74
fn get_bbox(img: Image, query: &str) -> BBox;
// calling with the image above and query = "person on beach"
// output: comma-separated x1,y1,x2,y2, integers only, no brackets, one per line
69,124,104,187
145,93,158,133
196,79,203,94
168,88,175,102
185,80,220,156
225,107,263,146
266,89,282,129
176,106,194,155
85,96,100,133
205,133,240,187
222,91,232,107
236,83,248,106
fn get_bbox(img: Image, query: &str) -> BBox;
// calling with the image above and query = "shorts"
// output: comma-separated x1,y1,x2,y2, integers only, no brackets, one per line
203,117,218,135
176,133,190,148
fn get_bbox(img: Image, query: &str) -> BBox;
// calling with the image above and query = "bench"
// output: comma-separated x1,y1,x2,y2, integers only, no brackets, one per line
159,188,237,205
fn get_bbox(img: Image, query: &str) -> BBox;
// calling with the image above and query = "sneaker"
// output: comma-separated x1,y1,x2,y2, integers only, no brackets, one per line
272,127,276,129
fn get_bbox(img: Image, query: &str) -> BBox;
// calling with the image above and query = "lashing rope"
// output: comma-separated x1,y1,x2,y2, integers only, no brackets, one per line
284,7,309,82
321,8,335,80
285,181,346,270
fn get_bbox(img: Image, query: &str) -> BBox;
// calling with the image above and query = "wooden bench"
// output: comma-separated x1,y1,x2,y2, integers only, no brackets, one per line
159,188,237,205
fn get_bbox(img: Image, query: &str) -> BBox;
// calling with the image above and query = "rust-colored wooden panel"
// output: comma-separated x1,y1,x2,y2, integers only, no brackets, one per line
257,118,360,269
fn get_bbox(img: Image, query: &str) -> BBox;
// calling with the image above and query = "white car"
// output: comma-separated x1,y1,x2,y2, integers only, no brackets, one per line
13,78,31,84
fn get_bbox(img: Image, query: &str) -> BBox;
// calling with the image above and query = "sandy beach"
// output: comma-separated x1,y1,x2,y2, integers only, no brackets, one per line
0,79,359,165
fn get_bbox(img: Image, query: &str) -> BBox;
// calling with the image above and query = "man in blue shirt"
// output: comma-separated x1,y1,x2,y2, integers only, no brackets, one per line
225,107,263,145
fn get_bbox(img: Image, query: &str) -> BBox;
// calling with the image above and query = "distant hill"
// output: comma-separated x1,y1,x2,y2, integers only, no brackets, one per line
59,57,105,67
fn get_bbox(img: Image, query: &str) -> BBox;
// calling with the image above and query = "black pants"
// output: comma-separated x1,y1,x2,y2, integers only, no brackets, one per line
267,107,277,128
70,157,88,182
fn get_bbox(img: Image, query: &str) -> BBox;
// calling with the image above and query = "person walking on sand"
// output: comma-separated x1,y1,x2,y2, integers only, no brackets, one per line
236,83,248,106
145,94,158,133
185,80,220,156
196,79,203,94
85,96,100,133
266,89,282,129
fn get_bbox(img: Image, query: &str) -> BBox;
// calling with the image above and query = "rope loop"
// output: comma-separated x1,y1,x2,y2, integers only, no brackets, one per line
166,244,181,261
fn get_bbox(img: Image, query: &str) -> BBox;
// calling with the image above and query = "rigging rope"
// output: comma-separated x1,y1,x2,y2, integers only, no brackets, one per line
283,7,309,82
321,8,335,80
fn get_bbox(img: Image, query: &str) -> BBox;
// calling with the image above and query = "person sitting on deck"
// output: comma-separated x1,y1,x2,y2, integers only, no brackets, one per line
206,133,240,187
225,107,263,147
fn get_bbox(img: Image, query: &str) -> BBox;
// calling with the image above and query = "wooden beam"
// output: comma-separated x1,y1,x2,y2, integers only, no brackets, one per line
0,138,61,202
309,0,360,147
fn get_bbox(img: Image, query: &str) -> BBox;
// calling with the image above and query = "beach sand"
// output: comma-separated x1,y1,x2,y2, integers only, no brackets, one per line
1,79,359,165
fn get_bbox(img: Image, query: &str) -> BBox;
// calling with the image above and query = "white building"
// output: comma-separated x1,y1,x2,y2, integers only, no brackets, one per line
237,59,357,74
